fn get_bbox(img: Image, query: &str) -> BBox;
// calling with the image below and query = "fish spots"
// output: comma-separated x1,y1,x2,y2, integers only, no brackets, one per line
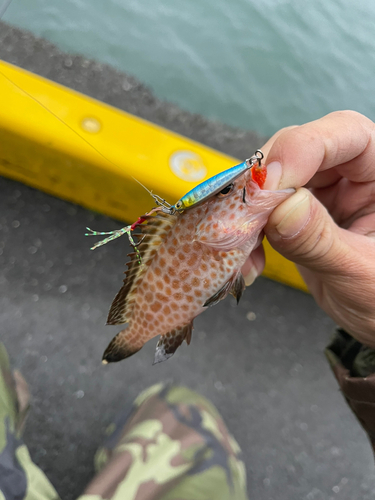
227,259,233,266
151,302,161,312
203,280,210,289
187,254,198,266
159,246,166,255
191,277,200,287
170,302,179,311
156,292,167,302
187,295,194,303
179,269,190,280
178,253,186,261
156,280,163,289
168,247,176,256
182,244,190,253
145,292,153,302
182,283,191,293
229,213,235,220
207,215,213,222
201,263,208,271
172,279,180,289
168,267,176,277
175,292,183,301
187,223,194,231
159,257,166,267
145,313,153,322
154,267,161,276
182,304,189,311
195,290,202,298
165,287,172,296
164,305,171,315
229,203,236,210
164,274,170,284
192,242,200,252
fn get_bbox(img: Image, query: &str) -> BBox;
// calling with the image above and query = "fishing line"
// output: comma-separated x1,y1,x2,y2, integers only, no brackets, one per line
0,68,161,254
0,69,124,172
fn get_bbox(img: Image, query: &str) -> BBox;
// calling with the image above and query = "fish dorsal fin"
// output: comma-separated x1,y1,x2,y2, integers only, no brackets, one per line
107,211,177,325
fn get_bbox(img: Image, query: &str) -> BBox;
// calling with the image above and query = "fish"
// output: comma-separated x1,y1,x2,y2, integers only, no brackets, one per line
101,154,294,364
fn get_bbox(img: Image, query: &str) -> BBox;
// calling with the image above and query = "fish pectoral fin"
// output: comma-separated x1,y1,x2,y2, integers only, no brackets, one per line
203,272,245,307
102,328,142,364
153,322,194,365
229,272,246,304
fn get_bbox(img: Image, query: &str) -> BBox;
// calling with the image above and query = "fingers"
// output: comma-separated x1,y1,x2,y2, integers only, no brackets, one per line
311,179,375,227
263,111,375,190
241,244,265,286
265,188,351,275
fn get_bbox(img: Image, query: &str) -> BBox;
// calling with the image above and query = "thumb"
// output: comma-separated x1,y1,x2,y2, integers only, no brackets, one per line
265,188,347,275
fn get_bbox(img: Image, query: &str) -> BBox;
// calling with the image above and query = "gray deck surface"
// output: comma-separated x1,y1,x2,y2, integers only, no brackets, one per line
1,21,375,500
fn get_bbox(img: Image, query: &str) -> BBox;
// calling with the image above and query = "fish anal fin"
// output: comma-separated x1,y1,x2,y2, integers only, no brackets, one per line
153,322,194,365
102,328,142,363
203,272,245,308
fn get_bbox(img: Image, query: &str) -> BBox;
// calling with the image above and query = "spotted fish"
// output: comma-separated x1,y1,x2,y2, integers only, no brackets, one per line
103,160,293,364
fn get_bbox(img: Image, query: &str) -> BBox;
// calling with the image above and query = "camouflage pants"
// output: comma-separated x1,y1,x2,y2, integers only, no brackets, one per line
0,343,247,500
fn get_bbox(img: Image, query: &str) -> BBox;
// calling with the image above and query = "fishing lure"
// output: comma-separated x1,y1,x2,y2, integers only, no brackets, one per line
88,152,294,364
85,150,265,254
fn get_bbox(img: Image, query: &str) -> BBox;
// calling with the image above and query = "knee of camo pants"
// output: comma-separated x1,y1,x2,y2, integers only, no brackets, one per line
0,343,60,500
80,383,248,500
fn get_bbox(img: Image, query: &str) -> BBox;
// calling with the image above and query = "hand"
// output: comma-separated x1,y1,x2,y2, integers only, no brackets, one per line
243,111,375,347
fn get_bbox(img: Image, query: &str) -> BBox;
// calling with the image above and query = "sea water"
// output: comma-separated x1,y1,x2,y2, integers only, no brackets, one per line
2,0,375,136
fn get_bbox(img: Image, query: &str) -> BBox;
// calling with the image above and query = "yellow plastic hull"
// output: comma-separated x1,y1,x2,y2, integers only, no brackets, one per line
0,60,308,292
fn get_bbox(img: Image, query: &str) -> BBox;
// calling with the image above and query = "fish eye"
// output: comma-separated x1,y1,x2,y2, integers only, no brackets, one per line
217,183,234,197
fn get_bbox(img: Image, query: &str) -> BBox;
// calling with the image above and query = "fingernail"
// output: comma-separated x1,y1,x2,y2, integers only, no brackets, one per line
243,266,258,286
263,161,282,190
273,190,311,239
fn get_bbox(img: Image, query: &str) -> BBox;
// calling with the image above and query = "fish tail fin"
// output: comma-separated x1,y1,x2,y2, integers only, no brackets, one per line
102,329,142,364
